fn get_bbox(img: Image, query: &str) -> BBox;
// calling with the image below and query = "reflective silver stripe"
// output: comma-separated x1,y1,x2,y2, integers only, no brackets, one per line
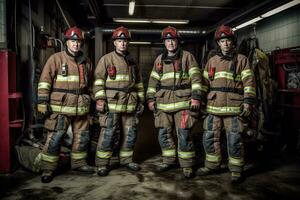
41,153,59,163
50,105,89,115
56,75,79,82
120,150,133,157
189,67,201,76
244,86,256,96
107,74,130,82
96,151,112,159
108,104,136,112
206,105,241,115
95,90,106,98
94,79,105,86
200,85,208,92
151,71,160,80
38,82,51,90
72,152,87,160
162,149,176,157
178,151,195,159
229,156,245,166
206,153,221,162
157,101,190,111
241,69,254,80
147,87,156,94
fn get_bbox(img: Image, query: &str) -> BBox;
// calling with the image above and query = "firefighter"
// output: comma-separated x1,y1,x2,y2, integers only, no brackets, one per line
197,25,256,183
94,26,145,176
37,27,95,183
146,26,202,178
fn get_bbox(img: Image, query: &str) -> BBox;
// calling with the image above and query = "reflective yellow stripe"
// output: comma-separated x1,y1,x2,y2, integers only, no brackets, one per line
120,150,133,157
96,151,112,159
38,82,51,90
41,153,59,163
50,105,89,115
95,90,106,98
108,104,136,112
72,152,87,160
138,92,144,98
38,104,47,109
178,151,195,159
56,75,79,82
244,86,256,96
157,101,190,111
161,72,181,80
192,83,201,91
206,105,241,115
162,149,176,157
135,82,144,89
107,74,130,82
189,67,201,76
203,71,209,80
241,69,254,80
151,71,160,80
94,79,105,86
214,71,241,81
229,156,244,166
206,153,221,163
200,85,208,92
147,87,156,94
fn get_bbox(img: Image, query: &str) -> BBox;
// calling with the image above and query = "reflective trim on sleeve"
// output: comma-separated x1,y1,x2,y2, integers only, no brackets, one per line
241,69,254,80
188,67,201,76
95,90,106,98
135,82,144,89
94,79,105,86
147,87,156,94
150,71,160,80
38,82,51,90
244,86,256,96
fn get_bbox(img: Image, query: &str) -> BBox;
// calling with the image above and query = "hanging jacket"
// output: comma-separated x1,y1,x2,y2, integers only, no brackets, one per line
37,50,94,116
202,51,256,115
93,51,144,113
147,49,203,113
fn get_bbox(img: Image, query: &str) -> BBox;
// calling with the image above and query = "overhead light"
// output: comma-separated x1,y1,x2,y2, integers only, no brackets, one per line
261,0,300,17
129,41,151,45
152,19,189,24
202,30,207,34
233,0,300,30
128,0,135,16
113,18,151,23
235,16,263,30
113,18,189,24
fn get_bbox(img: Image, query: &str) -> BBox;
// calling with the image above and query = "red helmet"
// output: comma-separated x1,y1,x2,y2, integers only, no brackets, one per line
161,26,180,40
64,27,83,40
112,26,131,40
214,25,235,41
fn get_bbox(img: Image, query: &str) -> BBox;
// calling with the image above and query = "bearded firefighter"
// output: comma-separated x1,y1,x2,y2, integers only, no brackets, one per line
146,26,203,178
197,25,256,183
94,26,145,176
37,27,94,183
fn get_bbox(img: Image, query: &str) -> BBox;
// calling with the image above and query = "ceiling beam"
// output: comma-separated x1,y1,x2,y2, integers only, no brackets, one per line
103,4,238,10
88,0,102,26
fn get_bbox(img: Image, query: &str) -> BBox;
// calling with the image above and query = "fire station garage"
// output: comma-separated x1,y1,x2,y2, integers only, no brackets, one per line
1,0,300,199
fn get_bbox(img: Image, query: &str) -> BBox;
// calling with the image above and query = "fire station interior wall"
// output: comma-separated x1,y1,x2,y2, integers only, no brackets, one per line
236,5,300,53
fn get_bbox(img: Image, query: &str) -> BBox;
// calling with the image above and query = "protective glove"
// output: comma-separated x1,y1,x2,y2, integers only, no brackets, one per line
96,99,107,113
148,101,156,112
240,103,253,117
190,99,201,111
136,103,144,116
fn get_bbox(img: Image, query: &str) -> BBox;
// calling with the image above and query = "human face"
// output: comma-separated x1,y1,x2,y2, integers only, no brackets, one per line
66,39,82,55
164,38,178,52
217,38,233,54
114,39,129,54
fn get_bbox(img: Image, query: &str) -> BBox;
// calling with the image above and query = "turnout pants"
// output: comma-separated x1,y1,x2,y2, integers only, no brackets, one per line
154,110,198,168
96,113,138,167
202,114,246,172
41,114,90,171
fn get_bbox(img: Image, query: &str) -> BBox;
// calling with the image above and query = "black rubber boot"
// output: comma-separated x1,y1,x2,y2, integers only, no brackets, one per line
125,162,141,171
41,170,54,183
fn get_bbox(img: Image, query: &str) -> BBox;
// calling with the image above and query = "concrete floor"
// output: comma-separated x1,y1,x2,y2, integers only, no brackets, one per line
1,155,300,200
